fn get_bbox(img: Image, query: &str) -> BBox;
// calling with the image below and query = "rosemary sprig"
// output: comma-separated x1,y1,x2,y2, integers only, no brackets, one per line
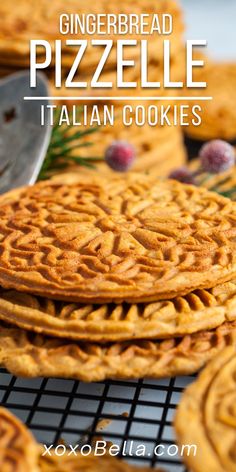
38,108,103,180
201,174,236,199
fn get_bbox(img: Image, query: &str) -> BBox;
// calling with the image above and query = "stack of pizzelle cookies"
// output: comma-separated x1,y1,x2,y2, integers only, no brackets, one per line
0,0,187,176
0,0,184,96
0,0,184,76
1,173,236,381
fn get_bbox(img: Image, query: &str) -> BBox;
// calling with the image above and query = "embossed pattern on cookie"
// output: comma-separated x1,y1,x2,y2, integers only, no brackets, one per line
1,175,236,302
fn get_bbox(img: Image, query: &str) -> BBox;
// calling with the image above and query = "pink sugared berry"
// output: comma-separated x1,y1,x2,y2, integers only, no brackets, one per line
200,140,235,173
169,167,196,185
105,141,135,172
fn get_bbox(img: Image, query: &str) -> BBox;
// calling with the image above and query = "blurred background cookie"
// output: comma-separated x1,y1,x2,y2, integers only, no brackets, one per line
184,58,236,141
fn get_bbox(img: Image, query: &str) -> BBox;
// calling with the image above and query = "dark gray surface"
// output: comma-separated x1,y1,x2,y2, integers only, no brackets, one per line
0,71,51,193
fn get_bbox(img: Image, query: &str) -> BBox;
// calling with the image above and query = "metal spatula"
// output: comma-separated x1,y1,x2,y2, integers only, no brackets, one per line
0,71,51,194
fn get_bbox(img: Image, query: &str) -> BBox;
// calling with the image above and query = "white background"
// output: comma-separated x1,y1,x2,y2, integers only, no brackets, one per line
181,0,236,60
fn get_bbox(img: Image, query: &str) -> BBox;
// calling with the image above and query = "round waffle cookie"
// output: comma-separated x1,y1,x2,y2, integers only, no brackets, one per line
0,320,236,381
1,174,236,303
0,407,39,472
1,279,236,341
175,346,236,472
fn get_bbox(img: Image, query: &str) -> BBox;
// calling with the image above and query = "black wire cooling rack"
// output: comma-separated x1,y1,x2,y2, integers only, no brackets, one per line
0,366,193,471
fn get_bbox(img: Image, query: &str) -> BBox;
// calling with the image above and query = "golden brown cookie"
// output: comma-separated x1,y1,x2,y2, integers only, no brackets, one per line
0,407,39,472
39,449,164,472
175,345,236,472
0,320,236,381
185,60,236,141
1,175,236,303
1,279,236,342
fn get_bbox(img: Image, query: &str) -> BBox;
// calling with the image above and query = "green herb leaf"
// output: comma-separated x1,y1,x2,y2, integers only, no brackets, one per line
38,108,103,180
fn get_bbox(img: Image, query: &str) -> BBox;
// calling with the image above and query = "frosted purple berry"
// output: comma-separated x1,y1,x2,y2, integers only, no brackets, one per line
200,140,235,173
169,167,196,185
105,141,135,172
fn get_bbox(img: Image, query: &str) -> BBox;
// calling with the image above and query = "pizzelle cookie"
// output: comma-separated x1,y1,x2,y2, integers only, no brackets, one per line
175,346,236,472
0,320,236,381
0,406,39,472
1,279,236,341
1,175,236,303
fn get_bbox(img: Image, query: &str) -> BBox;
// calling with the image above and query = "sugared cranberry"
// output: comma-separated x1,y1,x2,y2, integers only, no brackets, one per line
105,141,135,172
200,140,235,173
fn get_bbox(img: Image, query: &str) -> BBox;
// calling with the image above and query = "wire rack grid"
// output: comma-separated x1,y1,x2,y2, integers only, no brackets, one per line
0,366,194,471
